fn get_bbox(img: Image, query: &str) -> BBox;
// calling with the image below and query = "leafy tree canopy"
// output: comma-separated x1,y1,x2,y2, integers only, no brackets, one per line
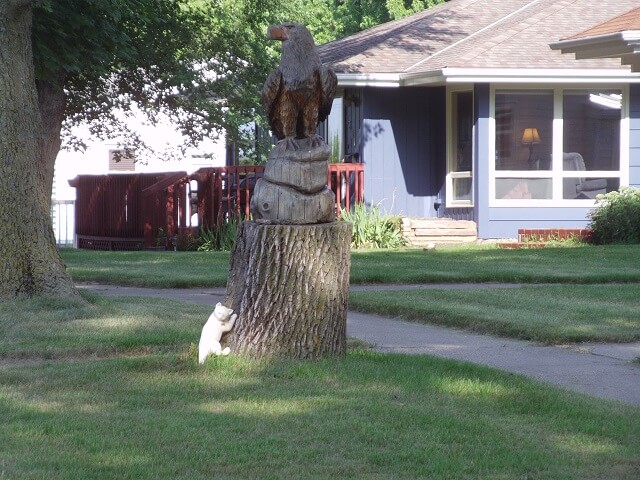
31,0,446,160
33,0,273,157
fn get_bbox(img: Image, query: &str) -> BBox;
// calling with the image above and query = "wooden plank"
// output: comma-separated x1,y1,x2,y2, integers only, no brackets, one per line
404,218,477,230
406,236,477,246
412,228,477,237
142,172,188,196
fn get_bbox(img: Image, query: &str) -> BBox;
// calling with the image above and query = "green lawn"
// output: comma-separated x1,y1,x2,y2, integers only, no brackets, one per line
0,293,210,359
1,295,639,479
60,249,231,288
60,244,640,287
58,246,640,345
349,244,640,284
350,284,640,344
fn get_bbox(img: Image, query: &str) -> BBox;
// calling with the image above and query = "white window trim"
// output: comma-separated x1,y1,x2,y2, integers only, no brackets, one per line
488,84,629,208
446,85,474,208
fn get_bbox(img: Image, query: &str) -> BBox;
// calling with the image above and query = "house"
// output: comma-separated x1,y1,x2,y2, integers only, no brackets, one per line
318,0,640,239
551,7,640,72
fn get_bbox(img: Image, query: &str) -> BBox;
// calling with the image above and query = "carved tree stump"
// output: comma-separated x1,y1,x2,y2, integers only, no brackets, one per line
251,137,335,224
224,221,352,358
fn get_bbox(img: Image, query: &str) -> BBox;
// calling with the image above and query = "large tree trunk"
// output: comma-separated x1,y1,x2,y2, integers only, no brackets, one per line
0,1,79,299
225,221,351,358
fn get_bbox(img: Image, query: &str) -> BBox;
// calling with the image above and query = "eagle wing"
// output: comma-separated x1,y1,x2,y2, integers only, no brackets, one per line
318,66,337,123
261,68,285,139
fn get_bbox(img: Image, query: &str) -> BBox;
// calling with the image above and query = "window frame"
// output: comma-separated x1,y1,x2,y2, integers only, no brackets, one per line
446,85,475,208
488,84,629,208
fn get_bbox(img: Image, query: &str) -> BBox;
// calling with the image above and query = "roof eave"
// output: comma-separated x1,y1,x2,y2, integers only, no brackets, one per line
441,67,640,83
335,73,402,88
336,67,640,88
550,31,640,58
336,71,448,87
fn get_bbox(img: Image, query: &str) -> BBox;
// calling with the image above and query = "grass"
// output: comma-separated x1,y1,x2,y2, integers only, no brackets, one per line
350,284,640,344
60,249,231,288
0,293,210,359
60,244,640,287
349,244,640,284
57,246,640,345
1,295,639,479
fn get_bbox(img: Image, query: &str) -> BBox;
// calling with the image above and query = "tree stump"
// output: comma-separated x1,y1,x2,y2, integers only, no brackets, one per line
219,23,349,359
224,220,352,358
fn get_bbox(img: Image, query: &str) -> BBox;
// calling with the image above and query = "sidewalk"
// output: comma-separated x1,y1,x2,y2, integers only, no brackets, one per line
78,283,640,406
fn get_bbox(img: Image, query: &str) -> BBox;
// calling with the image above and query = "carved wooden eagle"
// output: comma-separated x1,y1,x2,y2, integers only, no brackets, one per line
261,23,337,141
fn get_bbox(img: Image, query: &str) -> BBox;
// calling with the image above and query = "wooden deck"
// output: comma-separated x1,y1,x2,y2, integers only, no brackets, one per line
70,164,364,250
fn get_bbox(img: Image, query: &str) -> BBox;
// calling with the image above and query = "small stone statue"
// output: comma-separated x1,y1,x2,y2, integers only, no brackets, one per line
198,302,237,363
251,23,338,224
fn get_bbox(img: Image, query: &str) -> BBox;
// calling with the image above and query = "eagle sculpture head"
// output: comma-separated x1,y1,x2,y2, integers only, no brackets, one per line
266,23,320,87
261,22,336,141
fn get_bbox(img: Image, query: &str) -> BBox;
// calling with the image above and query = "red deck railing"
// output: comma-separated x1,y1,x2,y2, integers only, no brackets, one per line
329,163,364,215
70,163,364,250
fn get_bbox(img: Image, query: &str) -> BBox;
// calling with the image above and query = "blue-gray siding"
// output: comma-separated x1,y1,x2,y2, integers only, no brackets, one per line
360,87,448,218
473,84,491,237
630,84,640,187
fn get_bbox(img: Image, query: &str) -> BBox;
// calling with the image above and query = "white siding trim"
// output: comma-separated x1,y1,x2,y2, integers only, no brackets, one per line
337,68,640,88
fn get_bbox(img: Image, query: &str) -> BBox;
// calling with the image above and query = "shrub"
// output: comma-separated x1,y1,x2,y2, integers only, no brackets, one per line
339,202,406,249
175,229,201,251
588,187,640,244
197,217,239,252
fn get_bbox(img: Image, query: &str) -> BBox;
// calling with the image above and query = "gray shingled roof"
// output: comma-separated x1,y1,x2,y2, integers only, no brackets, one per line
318,0,638,75
564,6,640,41
550,6,640,73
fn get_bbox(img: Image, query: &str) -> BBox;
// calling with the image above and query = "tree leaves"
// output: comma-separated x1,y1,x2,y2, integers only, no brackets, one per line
31,0,447,159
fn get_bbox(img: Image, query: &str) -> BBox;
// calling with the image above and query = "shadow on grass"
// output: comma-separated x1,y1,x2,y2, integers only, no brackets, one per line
1,352,639,479
0,292,211,360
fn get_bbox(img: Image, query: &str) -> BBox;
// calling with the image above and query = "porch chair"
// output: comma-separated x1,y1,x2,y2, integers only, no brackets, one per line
562,152,608,199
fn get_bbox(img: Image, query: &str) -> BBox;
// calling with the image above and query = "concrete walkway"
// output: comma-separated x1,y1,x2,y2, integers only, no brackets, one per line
78,283,640,406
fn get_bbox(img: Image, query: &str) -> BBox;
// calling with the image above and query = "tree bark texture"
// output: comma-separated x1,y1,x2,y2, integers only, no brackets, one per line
224,221,352,358
0,2,79,299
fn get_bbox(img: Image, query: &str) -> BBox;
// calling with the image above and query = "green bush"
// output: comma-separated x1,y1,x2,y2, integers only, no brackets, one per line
588,187,640,244
197,218,238,252
339,202,406,249
175,230,201,251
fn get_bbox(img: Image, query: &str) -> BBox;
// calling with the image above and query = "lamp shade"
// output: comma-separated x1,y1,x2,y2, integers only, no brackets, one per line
521,128,540,145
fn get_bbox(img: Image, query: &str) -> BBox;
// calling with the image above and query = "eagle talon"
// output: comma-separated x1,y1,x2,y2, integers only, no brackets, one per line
276,136,299,152
308,134,324,149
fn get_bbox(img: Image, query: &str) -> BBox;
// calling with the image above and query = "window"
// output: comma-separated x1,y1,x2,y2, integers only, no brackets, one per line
562,90,621,199
491,87,625,205
447,89,474,206
495,91,553,172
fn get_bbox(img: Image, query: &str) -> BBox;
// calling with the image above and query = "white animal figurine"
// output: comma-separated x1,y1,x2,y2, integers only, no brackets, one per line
198,302,237,363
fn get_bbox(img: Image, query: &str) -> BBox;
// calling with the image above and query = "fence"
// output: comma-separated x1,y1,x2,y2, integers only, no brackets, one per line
70,163,364,250
69,173,176,250
51,200,75,246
